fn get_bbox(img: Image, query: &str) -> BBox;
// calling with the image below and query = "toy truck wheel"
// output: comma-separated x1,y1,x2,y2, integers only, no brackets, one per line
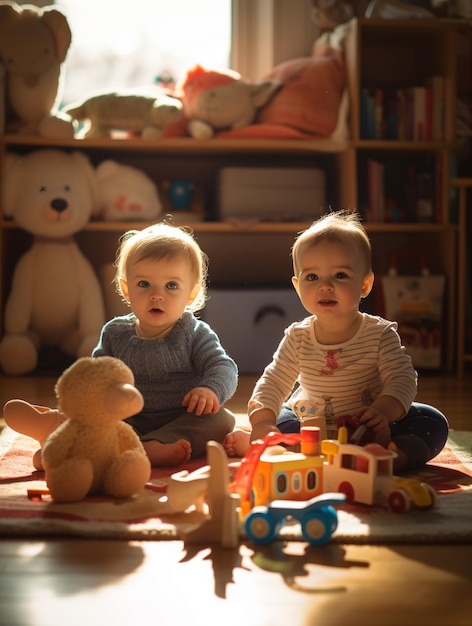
338,481,355,503
388,489,411,513
245,509,277,544
301,508,338,545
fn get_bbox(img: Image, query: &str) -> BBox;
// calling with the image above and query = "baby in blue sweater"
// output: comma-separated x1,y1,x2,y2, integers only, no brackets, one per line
92,222,238,466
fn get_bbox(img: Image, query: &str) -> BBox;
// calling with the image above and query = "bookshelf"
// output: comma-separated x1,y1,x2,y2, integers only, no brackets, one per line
450,178,472,377
0,18,465,373
344,18,460,371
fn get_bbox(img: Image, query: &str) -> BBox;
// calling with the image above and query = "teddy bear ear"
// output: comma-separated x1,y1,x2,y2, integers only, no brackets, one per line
41,7,72,64
1,152,22,219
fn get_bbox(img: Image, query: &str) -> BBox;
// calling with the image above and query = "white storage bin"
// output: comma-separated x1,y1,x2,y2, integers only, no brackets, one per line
202,288,307,374
218,167,326,221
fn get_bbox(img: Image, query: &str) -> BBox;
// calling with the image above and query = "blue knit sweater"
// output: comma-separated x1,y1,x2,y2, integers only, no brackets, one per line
92,311,238,419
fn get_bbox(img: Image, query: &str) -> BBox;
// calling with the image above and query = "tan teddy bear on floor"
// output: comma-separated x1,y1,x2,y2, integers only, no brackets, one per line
5,357,151,502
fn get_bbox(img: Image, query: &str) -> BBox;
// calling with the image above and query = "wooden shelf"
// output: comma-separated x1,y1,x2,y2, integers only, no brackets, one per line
1,134,347,155
0,219,457,234
352,140,458,151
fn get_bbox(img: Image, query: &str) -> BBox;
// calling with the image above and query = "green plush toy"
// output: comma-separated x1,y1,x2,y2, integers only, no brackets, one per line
64,91,183,139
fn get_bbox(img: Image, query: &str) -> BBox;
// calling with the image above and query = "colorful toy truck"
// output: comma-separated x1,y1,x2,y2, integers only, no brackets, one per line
232,426,437,517
232,429,324,517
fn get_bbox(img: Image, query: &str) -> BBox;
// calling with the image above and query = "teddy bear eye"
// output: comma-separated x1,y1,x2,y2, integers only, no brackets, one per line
39,186,47,193
64,185,71,192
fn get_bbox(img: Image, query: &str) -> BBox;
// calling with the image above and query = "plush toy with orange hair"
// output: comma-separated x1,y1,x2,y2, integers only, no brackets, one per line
177,64,281,139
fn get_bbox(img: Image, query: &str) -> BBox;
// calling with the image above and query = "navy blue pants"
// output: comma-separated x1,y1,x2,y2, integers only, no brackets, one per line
276,402,449,471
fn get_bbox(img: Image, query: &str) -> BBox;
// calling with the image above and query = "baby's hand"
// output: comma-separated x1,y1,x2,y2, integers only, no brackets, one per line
251,422,280,443
353,406,390,441
183,387,220,415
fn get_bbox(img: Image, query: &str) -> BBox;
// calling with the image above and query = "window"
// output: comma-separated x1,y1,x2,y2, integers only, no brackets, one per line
60,0,231,105
58,0,318,107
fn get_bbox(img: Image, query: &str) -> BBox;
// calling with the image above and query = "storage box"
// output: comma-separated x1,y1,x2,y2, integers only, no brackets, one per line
218,167,326,221
201,288,307,374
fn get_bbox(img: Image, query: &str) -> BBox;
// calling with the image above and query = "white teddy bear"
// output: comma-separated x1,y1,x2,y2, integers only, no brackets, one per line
0,149,106,375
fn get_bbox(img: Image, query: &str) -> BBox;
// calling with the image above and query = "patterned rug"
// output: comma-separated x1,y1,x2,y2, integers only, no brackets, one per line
1,428,471,544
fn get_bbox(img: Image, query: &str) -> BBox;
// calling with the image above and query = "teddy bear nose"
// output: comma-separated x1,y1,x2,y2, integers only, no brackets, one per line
50,198,68,213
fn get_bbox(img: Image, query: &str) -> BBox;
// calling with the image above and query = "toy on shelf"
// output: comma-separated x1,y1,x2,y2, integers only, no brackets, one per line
165,180,195,211
245,492,346,546
178,64,281,139
160,180,206,223
95,160,162,222
322,427,437,513
63,91,183,139
0,1,75,138
0,149,106,376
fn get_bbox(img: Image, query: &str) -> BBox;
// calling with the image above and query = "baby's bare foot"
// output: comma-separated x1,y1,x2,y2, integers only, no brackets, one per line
144,439,192,467
223,429,251,457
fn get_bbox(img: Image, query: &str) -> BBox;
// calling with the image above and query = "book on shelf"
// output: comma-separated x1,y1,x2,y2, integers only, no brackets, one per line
396,88,407,141
360,88,376,139
425,75,445,141
359,79,444,141
363,156,440,223
408,86,426,141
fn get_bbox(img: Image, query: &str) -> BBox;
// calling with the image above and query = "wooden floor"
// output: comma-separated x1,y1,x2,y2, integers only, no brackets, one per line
1,373,472,626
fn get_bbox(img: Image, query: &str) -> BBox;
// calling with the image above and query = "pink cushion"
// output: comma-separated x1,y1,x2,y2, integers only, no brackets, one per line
256,51,346,138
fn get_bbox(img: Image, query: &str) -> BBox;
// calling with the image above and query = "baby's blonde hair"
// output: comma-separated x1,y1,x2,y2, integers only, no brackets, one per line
292,210,372,276
115,221,208,312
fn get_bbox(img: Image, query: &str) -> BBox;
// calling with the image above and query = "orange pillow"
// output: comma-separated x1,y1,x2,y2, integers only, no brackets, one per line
256,51,346,138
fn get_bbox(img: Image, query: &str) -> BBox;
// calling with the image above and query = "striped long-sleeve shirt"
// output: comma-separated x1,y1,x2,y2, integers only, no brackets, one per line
248,313,417,435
